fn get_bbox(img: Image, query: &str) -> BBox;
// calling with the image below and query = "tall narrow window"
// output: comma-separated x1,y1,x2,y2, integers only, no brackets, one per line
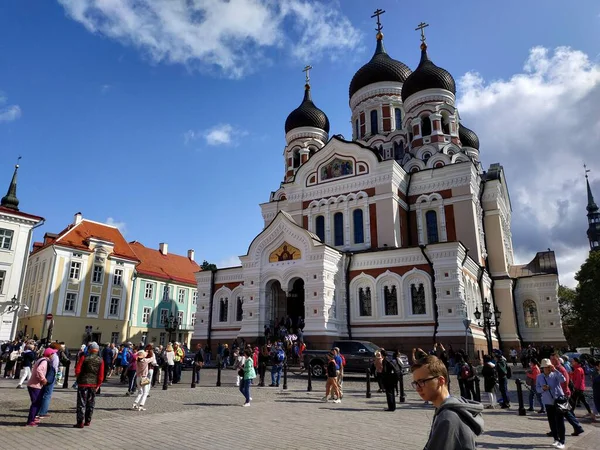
293,149,300,168
0,270,5,294
145,282,154,299
142,307,151,323
394,108,402,130
88,295,99,314
523,300,539,328
359,287,372,316
411,284,427,315
159,309,168,325
384,285,398,315
113,268,123,286
109,297,120,316
421,115,432,136
315,215,325,242
0,229,13,250
92,265,104,283
219,298,228,322
178,289,185,303
425,210,439,244
236,296,243,321
355,119,360,139
353,209,364,244
334,212,344,246
64,292,77,312
69,262,81,280
370,110,378,135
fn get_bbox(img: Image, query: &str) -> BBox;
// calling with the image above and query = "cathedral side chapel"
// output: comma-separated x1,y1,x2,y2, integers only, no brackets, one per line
193,14,566,353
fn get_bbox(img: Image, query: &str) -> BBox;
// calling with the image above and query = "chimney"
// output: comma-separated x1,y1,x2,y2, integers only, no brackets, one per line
187,249,195,261
74,212,83,225
159,243,168,255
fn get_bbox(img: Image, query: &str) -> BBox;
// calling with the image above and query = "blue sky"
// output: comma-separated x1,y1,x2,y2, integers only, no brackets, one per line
1,1,599,285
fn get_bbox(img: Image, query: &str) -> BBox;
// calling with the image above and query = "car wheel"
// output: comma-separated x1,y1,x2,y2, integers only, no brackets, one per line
311,362,324,378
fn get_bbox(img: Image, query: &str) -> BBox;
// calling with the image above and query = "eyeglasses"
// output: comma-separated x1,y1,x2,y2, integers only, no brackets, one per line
411,376,439,389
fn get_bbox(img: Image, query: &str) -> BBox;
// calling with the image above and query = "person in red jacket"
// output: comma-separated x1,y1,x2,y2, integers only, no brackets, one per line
73,342,104,428
570,357,595,420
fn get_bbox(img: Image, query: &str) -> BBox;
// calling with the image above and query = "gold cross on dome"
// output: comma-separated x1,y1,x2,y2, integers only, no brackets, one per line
416,21,429,43
371,8,386,33
302,65,312,85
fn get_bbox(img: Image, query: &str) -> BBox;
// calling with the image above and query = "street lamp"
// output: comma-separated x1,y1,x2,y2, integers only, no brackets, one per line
474,299,502,356
164,312,180,343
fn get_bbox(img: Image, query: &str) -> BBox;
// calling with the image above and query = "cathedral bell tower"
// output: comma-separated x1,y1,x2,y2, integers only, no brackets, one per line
585,166,600,252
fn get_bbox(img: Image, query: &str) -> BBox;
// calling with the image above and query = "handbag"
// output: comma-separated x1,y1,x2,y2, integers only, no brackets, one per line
140,376,150,386
238,369,245,377
544,375,569,413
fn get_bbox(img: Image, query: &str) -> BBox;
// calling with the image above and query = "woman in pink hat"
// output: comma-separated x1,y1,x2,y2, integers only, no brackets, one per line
132,350,153,411
25,347,56,426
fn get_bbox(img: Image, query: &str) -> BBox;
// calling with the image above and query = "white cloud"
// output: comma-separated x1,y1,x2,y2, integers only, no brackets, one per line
106,217,127,235
0,92,21,123
216,255,241,268
457,46,600,287
57,0,360,78
184,123,246,147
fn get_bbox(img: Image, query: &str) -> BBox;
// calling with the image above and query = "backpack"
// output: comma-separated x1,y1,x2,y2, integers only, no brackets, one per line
340,354,346,367
506,365,512,379
277,349,285,363
460,364,472,380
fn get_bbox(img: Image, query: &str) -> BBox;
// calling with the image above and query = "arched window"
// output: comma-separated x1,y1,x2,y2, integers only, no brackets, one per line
421,115,432,136
353,209,364,244
293,149,300,168
219,297,228,322
334,212,344,246
236,296,243,321
355,119,360,139
411,283,426,315
394,108,402,130
442,115,450,134
315,215,325,242
309,147,316,157
370,110,378,135
425,210,439,244
358,287,372,316
523,300,539,328
384,285,398,315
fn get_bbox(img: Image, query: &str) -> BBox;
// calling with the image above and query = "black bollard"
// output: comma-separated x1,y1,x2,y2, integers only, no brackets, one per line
474,375,481,402
366,368,372,399
307,365,312,392
515,379,526,416
216,362,222,387
62,361,70,389
14,358,22,379
163,366,168,390
283,363,288,390
191,364,196,388
399,371,406,403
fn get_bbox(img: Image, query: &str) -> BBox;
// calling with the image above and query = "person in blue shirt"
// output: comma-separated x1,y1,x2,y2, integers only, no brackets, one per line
536,358,567,449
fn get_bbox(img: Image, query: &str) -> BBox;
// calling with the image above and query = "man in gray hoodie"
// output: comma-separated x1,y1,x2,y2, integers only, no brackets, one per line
412,355,484,450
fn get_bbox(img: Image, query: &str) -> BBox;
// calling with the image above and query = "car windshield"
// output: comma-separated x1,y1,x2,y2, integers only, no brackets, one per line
361,342,380,353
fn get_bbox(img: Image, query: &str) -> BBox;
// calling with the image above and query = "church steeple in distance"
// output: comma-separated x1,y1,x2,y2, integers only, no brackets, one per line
584,164,599,252
1,157,21,211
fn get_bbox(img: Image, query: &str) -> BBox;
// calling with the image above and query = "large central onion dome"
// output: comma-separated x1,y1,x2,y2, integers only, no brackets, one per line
285,84,330,134
401,43,456,102
349,34,412,99
458,124,480,150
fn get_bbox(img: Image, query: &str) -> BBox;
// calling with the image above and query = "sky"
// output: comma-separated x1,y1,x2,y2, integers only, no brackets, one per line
1,0,599,287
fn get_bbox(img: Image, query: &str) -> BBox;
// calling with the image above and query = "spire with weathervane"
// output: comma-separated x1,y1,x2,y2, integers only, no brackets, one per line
1,157,21,211
584,164,599,252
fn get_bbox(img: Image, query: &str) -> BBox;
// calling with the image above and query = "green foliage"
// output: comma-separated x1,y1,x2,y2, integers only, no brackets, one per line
200,260,217,271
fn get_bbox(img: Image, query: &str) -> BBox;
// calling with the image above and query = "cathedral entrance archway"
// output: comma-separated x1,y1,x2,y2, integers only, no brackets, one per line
266,280,286,329
287,278,305,331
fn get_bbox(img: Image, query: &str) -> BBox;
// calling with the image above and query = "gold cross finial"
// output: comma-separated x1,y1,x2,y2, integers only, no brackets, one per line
371,9,386,34
416,21,429,43
302,65,312,85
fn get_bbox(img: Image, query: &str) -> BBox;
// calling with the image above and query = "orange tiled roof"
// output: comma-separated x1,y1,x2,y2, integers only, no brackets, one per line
129,241,200,285
50,219,139,262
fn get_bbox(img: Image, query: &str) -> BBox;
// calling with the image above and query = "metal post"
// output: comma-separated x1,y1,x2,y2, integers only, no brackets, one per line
283,363,288,390
216,361,222,387
515,379,526,416
474,375,481,402
399,371,406,403
191,364,196,388
62,360,70,389
307,365,312,392
366,368,371,399
162,365,168,390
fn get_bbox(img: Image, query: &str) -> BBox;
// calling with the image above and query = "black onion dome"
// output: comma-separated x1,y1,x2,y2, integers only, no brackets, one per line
349,37,412,99
285,85,330,134
458,124,480,150
401,44,456,102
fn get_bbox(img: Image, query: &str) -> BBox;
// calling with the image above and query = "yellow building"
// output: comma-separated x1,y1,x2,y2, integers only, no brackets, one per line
19,213,138,345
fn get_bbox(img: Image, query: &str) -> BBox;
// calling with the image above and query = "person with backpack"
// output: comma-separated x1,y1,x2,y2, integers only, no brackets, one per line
26,347,57,426
269,343,285,387
456,355,476,400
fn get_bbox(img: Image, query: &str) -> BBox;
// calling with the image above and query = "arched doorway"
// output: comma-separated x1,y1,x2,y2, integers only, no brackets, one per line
287,278,305,331
266,280,286,329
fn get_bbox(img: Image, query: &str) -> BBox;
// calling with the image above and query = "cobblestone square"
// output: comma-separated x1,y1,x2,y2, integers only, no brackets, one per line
0,368,597,449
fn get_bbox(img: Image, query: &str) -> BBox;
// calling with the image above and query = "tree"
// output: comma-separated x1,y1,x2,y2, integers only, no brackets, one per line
558,285,583,347
200,260,217,271
571,251,600,347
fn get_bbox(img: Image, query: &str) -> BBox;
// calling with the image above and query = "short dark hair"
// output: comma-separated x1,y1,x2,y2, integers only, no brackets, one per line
411,355,449,381
572,357,580,364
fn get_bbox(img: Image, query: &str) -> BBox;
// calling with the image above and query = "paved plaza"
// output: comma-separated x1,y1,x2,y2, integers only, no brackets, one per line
0,368,598,450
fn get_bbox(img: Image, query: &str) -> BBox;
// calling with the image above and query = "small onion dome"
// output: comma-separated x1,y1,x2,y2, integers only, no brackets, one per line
401,43,456,102
349,33,412,99
458,123,480,150
285,84,330,134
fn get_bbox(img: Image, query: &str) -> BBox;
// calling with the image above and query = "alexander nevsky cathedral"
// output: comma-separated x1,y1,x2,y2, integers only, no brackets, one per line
192,13,566,356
